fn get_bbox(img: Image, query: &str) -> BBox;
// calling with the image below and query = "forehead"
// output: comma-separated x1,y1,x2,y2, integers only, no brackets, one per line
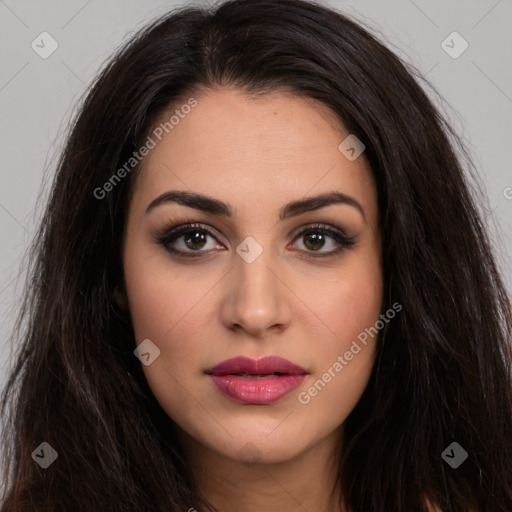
130,87,377,224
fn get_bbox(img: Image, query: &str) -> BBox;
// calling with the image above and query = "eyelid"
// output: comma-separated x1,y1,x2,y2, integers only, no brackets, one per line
153,219,225,244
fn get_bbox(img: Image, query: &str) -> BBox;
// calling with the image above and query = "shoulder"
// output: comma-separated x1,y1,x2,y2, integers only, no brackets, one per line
424,497,478,512
422,493,442,512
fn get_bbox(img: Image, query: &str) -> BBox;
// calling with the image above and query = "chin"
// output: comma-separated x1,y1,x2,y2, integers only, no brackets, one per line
228,438,305,466
204,423,316,465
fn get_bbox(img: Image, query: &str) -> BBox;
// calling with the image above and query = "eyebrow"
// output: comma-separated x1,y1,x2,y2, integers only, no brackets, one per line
145,190,367,223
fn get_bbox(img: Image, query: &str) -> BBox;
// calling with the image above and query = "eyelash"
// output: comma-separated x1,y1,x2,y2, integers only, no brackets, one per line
153,221,356,260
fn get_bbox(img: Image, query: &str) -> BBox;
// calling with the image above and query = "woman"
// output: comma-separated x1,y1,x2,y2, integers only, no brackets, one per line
1,0,511,510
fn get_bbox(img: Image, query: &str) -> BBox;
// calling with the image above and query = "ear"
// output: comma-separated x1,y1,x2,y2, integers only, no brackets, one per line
113,283,129,311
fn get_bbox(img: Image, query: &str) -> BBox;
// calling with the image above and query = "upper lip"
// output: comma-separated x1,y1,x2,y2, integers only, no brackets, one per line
205,355,307,376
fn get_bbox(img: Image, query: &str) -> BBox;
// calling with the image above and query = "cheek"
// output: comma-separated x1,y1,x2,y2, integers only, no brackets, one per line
123,256,208,424
307,252,383,349
334,271,382,341
123,247,217,399
295,257,382,420
123,241,206,342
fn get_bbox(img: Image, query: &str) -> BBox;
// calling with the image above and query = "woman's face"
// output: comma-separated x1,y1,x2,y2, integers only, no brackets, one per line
122,87,382,465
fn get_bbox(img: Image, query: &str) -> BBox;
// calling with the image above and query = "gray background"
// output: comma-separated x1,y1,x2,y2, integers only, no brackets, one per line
1,0,511,394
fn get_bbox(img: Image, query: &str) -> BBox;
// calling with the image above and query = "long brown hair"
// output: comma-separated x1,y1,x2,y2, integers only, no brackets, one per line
2,0,511,510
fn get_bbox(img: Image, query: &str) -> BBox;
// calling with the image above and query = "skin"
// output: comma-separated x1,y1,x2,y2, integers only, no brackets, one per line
121,87,383,512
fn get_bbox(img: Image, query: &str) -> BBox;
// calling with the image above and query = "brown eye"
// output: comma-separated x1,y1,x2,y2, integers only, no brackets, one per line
302,231,328,251
292,224,356,258
155,223,224,258
181,230,209,250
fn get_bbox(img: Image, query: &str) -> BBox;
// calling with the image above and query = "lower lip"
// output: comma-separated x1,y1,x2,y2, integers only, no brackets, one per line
208,374,306,405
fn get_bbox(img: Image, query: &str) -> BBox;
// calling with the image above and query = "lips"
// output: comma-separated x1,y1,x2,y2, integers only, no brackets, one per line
205,355,308,405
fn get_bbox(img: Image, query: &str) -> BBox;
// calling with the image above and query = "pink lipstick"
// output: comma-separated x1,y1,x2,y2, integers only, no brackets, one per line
205,355,307,405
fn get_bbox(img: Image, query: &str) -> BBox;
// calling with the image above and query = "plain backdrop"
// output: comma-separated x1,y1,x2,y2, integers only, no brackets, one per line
1,0,511,402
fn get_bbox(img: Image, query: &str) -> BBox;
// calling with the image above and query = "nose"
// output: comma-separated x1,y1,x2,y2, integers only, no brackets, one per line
218,245,292,339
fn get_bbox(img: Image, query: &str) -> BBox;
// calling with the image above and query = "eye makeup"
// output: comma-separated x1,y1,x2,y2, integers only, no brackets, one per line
151,218,356,260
